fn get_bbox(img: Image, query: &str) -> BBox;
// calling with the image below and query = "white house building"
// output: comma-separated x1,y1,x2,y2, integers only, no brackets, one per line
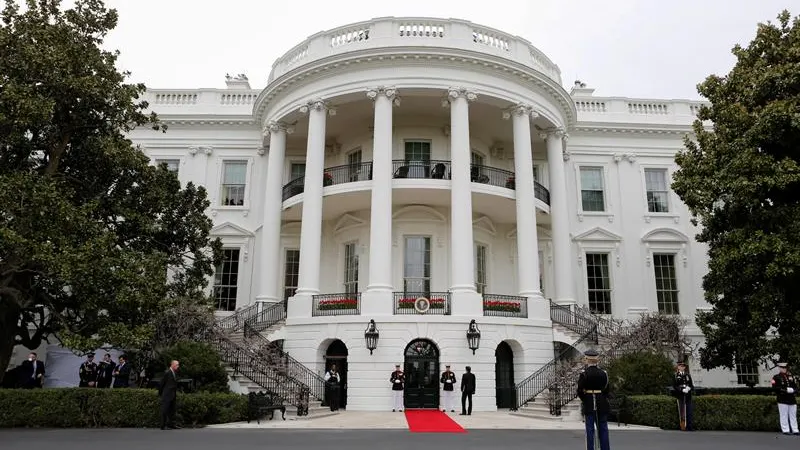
24,17,769,410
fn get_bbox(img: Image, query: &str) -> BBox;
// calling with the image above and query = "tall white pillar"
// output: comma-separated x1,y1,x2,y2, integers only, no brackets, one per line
294,100,333,303
447,87,477,294
505,104,543,299
541,129,575,305
256,121,292,304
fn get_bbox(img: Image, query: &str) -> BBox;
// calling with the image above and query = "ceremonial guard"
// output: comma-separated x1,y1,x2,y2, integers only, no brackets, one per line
440,364,457,412
672,360,694,431
78,353,98,387
390,364,405,412
577,349,611,450
324,364,342,412
772,362,798,435
96,353,116,388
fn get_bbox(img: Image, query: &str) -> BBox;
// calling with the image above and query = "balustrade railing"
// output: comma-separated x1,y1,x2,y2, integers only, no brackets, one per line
312,293,361,316
217,303,260,331
482,294,527,318
549,301,598,342
244,300,288,336
470,164,513,189
391,159,451,179
393,292,451,315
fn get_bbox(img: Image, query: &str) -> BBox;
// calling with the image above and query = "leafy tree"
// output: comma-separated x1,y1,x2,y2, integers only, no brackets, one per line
0,0,222,382
672,10,800,369
606,351,675,396
158,340,229,393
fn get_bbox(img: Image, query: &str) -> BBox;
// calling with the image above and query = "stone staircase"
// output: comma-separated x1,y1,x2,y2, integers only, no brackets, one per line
510,392,582,421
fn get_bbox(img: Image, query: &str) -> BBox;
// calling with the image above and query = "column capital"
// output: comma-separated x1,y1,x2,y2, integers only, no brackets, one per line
502,103,539,120
537,127,567,141
366,86,401,105
446,87,478,102
262,120,295,139
298,99,337,116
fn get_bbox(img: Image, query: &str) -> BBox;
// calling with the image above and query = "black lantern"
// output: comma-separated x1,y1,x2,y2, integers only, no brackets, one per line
466,319,481,354
364,319,379,355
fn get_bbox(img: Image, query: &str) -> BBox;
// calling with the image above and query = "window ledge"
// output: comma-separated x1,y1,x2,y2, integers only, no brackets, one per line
644,213,680,224
577,211,615,223
211,206,250,217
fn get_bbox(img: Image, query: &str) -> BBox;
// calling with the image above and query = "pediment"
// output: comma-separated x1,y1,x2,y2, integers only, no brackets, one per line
472,216,496,236
392,205,446,223
641,227,689,243
571,226,622,242
334,213,366,234
280,221,302,236
210,221,254,237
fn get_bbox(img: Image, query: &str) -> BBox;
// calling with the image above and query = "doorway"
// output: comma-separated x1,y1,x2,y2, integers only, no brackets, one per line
495,341,515,408
324,339,348,409
404,339,440,409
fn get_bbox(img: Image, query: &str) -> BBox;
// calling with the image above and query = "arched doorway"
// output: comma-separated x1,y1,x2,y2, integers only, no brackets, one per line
495,342,515,408
325,340,348,409
404,339,440,409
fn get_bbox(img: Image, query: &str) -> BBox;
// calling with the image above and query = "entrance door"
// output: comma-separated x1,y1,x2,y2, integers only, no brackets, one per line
495,342,515,408
404,339,440,409
325,340,348,409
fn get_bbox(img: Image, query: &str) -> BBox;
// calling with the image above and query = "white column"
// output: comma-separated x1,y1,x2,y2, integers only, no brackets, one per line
541,129,575,305
447,87,477,294
505,104,543,299
294,100,333,300
255,121,291,304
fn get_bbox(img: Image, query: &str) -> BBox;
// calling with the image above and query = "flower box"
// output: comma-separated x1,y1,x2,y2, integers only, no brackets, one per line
397,297,446,309
323,173,333,186
317,298,358,310
505,176,515,189
483,300,522,313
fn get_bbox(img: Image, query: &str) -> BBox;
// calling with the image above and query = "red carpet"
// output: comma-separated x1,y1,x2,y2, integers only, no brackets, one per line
404,410,467,433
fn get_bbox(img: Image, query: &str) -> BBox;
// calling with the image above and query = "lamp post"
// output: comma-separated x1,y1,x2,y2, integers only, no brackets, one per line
466,319,481,355
364,319,379,355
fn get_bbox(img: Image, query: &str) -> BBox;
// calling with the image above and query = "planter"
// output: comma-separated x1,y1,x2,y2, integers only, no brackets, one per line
397,298,446,309
317,298,358,310
483,301,521,313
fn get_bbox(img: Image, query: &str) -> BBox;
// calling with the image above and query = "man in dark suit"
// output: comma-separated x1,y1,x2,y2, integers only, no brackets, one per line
19,352,45,389
97,353,116,388
112,355,132,388
158,360,181,430
460,366,476,415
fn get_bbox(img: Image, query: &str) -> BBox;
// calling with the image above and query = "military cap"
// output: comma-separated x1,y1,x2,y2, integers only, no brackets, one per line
395,364,400,367
445,364,450,367
778,362,789,368
677,360,687,366
583,349,599,357
87,352,95,357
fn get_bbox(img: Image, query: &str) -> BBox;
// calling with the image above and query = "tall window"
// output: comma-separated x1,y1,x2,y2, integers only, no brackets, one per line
213,249,240,311
221,161,247,206
404,236,431,294
735,360,759,386
645,168,670,213
470,151,484,166
155,159,180,175
290,163,306,181
347,150,362,182
343,243,359,294
586,253,612,314
404,141,431,162
654,253,679,314
539,250,545,297
283,249,300,301
475,243,487,294
579,167,605,212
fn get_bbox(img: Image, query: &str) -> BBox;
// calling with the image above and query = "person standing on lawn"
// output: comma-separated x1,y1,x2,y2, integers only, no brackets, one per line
577,349,611,450
672,360,694,431
390,364,405,412
772,362,799,435
78,353,98,387
158,360,181,430
440,364,457,412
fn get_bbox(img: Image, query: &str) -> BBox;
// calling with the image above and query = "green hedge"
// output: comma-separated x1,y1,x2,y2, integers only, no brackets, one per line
0,388,247,428
627,395,780,431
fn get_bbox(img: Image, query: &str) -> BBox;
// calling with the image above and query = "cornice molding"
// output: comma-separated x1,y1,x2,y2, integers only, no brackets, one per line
571,124,693,136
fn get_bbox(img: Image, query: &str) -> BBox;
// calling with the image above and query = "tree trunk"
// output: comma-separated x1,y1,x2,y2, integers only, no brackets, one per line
0,308,22,385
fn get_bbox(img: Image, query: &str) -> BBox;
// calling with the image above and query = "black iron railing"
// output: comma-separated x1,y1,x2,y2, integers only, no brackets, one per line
393,292,451,315
217,303,260,331
244,300,288,336
550,301,599,342
392,159,451,179
470,164,514,189
312,293,361,316
482,294,528,318
282,162,374,201
282,177,305,201
534,181,550,205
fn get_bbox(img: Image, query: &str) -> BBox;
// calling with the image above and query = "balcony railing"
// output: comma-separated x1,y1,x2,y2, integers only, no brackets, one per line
281,160,551,205
393,292,451,315
312,293,362,316
482,294,528,318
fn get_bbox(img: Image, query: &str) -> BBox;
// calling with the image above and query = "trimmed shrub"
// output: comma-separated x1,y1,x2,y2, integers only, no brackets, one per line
0,388,247,428
627,395,780,431
158,340,229,393
606,351,675,396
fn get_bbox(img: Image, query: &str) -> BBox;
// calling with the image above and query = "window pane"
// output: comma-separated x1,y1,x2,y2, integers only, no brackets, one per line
283,249,300,301
404,141,431,162
653,253,679,314
475,244,487,294
343,243,359,294
156,159,180,174
213,249,240,311
404,236,431,295
290,163,306,180
585,253,611,314
580,168,603,190
223,161,247,184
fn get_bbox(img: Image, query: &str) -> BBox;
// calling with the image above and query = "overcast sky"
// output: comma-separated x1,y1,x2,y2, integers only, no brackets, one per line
99,0,793,100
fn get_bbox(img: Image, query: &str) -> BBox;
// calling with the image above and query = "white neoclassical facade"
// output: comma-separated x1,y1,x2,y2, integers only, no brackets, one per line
121,17,771,411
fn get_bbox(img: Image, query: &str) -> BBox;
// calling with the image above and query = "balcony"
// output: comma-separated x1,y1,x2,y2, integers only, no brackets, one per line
312,293,362,316
482,294,528,318
281,160,551,205
393,292,452,315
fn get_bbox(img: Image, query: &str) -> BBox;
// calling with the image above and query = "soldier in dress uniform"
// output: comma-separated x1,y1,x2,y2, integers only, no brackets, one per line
78,353,98,387
440,364,457,412
672,360,694,431
577,349,611,450
772,362,799,435
390,364,405,412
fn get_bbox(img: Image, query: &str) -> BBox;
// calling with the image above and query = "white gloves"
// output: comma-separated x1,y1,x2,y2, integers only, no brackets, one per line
682,387,690,394
446,380,452,383
394,379,400,384
788,387,795,394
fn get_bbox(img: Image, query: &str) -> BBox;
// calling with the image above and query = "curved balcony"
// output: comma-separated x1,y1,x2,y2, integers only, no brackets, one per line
281,160,551,205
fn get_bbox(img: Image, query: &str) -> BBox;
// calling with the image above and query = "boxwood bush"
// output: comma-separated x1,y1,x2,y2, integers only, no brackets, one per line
0,388,247,428
627,395,780,431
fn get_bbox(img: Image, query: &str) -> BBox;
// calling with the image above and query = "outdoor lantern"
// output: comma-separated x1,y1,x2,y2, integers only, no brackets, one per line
466,319,481,355
364,319,379,355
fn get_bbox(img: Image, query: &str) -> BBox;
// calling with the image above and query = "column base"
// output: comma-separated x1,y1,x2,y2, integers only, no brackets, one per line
360,290,394,317
286,294,312,320
450,291,484,317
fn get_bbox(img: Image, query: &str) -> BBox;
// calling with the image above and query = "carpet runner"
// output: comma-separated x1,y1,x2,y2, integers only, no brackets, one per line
404,410,467,433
